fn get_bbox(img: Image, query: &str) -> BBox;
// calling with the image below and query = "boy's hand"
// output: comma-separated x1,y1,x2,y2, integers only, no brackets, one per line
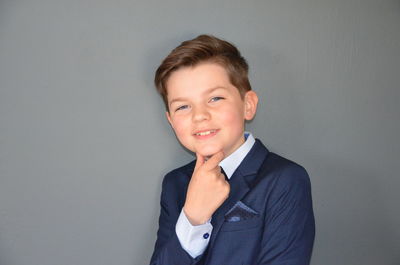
183,151,230,225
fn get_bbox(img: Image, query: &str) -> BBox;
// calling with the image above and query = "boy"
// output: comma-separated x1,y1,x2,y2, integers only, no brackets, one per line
149,35,315,265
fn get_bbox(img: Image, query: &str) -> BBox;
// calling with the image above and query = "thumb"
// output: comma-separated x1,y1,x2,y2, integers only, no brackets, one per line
194,153,205,170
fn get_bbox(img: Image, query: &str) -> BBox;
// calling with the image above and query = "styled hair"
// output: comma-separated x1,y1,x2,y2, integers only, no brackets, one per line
154,34,252,111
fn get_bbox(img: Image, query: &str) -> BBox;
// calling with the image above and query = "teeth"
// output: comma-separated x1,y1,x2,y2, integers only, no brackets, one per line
196,130,216,136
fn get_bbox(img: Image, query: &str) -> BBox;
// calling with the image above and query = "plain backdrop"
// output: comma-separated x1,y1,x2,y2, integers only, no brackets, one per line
0,0,399,264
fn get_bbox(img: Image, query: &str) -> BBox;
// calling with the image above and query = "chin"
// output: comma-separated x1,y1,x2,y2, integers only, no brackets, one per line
195,146,224,158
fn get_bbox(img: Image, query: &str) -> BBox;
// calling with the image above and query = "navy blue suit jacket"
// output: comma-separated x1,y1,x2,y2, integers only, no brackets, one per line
150,139,315,265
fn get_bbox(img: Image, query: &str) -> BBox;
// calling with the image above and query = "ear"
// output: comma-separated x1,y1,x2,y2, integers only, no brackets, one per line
243,91,258,120
165,111,174,129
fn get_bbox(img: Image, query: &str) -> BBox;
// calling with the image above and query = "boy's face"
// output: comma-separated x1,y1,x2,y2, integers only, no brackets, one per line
165,62,258,158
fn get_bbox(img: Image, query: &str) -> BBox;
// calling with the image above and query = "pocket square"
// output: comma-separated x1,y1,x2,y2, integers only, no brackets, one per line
224,201,259,222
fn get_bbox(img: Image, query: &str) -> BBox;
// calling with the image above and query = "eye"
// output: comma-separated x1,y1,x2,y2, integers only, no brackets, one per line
175,105,189,112
210,96,225,102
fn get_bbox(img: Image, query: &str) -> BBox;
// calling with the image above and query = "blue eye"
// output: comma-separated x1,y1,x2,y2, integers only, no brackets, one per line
210,96,224,102
175,105,189,112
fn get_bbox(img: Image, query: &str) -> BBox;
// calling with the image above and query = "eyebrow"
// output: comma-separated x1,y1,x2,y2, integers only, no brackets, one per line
169,86,227,107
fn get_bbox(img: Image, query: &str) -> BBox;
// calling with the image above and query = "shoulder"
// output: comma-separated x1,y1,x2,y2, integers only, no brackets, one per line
258,151,311,195
161,159,196,191
163,159,196,181
263,151,309,179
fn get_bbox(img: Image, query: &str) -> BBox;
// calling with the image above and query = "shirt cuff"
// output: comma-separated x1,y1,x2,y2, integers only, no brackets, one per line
175,208,213,258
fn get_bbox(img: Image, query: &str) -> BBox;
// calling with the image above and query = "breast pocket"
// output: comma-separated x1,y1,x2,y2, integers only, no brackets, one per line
220,216,262,232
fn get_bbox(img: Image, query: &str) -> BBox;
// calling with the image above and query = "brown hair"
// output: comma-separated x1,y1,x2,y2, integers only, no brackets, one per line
154,34,252,111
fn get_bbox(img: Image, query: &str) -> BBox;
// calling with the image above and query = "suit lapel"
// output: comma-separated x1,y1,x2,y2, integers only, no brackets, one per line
210,168,250,228
207,139,269,253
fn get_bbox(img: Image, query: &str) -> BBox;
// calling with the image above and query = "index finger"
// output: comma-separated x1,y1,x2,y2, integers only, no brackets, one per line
194,152,205,171
203,151,224,170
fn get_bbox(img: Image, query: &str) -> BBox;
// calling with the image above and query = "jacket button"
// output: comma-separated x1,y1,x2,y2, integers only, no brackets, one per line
203,233,209,239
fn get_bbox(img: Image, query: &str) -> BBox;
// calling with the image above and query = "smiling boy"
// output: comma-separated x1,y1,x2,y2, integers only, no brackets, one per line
150,35,315,265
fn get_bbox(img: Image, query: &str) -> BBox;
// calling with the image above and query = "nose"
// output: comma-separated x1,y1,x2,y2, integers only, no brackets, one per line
192,105,211,122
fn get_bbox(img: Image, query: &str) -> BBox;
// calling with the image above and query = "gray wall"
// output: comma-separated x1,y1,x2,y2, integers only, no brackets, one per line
1,0,399,264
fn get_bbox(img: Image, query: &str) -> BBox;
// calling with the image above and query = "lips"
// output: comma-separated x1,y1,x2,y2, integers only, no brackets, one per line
193,129,219,139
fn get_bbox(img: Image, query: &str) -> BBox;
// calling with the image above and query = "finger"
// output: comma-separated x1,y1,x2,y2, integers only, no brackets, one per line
194,152,205,170
218,169,227,181
204,151,224,170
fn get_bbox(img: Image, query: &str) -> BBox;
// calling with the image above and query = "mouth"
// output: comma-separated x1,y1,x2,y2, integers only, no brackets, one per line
193,129,219,139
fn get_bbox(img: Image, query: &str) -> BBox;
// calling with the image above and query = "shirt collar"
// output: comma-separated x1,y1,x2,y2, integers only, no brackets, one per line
219,132,255,179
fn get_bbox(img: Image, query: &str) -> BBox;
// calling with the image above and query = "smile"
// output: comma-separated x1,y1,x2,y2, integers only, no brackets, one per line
195,130,216,136
193,129,219,138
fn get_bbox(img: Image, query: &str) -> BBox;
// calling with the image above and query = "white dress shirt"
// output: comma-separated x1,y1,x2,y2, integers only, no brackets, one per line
175,132,256,258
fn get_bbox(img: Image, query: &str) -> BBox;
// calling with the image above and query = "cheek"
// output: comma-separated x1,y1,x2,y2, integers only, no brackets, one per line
170,118,188,138
219,106,244,126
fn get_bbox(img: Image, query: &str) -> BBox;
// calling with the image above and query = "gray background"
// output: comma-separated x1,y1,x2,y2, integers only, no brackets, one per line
0,0,399,264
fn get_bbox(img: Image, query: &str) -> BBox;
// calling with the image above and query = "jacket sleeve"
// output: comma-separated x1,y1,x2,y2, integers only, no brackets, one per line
255,165,315,265
149,172,204,265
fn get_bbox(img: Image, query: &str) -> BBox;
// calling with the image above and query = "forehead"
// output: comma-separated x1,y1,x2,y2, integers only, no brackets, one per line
166,63,232,100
